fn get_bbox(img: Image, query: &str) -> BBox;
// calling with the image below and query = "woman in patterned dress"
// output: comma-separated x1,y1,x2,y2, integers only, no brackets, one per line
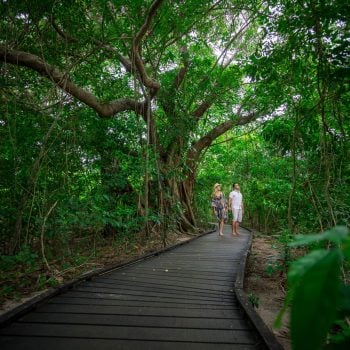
211,183,226,236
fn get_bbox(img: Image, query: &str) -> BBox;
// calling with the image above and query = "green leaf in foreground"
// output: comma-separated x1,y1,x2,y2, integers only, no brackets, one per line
289,226,349,247
290,250,341,350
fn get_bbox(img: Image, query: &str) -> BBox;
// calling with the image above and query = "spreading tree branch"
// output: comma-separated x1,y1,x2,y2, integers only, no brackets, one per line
50,1,163,93
131,0,164,91
50,18,78,43
191,80,234,121
173,45,190,90
0,46,147,118
192,100,214,120
190,15,254,121
50,18,133,75
191,83,233,120
187,110,257,165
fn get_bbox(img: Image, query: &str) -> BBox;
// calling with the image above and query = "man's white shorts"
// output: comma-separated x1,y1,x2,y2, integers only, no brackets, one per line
232,208,242,222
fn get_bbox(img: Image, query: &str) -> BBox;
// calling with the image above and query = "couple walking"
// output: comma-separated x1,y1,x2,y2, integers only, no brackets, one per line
212,183,244,236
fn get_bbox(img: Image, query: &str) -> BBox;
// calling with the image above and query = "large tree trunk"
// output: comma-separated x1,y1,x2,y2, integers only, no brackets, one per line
178,178,197,226
158,147,198,233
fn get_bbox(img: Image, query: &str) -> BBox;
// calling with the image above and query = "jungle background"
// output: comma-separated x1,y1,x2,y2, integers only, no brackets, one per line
0,1,349,348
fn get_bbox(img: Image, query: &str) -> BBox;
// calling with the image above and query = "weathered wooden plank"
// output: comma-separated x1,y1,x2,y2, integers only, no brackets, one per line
0,336,260,350
134,260,237,267
72,283,235,299
0,323,256,343
151,257,237,261
140,257,237,262
128,266,235,277
70,286,234,302
79,280,235,296
71,287,234,302
113,264,236,274
54,291,235,303
87,279,235,297
102,269,234,282
95,273,232,284
49,295,236,308
83,277,233,290
56,289,236,305
93,273,234,286
85,277,233,292
47,297,237,310
33,303,241,319
17,312,251,330
98,270,233,280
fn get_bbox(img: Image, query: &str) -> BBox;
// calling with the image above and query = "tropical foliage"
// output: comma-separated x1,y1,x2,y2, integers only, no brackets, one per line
0,1,349,348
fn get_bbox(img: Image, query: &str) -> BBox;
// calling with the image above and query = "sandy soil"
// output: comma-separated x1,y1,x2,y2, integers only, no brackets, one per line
244,233,291,350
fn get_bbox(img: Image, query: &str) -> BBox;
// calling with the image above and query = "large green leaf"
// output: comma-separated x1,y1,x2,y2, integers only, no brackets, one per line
289,226,349,248
290,250,341,350
338,285,350,317
288,249,329,286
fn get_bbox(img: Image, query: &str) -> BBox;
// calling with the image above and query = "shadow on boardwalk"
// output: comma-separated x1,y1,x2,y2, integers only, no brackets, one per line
0,226,270,350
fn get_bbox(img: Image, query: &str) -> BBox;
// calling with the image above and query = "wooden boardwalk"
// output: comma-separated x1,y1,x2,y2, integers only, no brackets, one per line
0,226,268,349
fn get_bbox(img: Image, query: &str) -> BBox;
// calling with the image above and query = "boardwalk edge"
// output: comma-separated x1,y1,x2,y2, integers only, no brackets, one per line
235,228,285,350
0,227,215,328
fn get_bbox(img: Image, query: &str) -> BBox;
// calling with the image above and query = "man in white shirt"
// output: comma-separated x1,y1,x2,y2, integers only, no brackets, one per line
228,183,244,236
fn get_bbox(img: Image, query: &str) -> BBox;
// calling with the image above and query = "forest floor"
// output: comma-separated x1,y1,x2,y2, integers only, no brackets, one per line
244,231,291,350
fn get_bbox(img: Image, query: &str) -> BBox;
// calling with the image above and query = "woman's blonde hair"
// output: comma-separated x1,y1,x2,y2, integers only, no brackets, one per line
212,183,221,196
